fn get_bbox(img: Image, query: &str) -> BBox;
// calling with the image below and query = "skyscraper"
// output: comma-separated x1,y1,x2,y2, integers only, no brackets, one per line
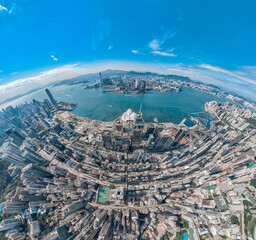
3,201,27,214
135,79,139,89
5,128,25,147
22,164,53,179
132,127,142,148
0,142,27,167
154,131,174,151
0,218,21,232
45,89,58,109
99,72,103,86
172,128,186,146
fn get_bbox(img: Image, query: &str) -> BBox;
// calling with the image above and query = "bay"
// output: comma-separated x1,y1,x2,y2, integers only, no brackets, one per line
11,84,227,126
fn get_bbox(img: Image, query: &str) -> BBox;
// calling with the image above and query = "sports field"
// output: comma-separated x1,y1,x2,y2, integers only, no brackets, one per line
98,187,111,202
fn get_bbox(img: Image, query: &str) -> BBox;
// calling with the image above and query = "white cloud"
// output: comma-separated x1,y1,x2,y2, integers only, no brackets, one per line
51,55,58,61
131,49,139,54
198,64,256,86
0,62,143,106
1,61,256,108
0,64,90,104
152,50,177,57
0,4,8,12
149,39,160,50
0,4,14,14
149,30,176,51
108,45,113,50
148,30,177,56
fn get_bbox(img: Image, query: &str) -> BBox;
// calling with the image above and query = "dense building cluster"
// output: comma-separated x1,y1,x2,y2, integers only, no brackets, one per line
95,71,256,113
0,85,256,240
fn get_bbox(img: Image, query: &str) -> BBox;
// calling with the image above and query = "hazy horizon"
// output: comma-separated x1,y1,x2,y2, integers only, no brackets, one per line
0,0,256,106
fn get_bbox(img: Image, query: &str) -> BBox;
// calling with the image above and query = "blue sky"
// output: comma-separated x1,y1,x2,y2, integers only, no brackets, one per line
0,0,256,103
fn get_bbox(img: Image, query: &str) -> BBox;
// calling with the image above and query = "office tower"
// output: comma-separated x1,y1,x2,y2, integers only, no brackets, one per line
146,124,155,136
0,141,22,156
22,164,53,179
64,202,84,216
21,174,48,189
51,166,67,176
5,106,17,116
132,127,142,148
21,146,45,165
134,114,144,131
102,78,112,85
147,134,154,149
40,106,51,118
43,99,52,110
3,201,27,214
0,154,26,167
0,219,21,232
135,79,139,89
134,105,144,132
113,131,122,150
99,72,103,85
93,211,107,229
140,80,146,92
102,130,112,149
0,142,27,167
28,221,41,238
45,88,58,109
51,124,64,135
10,116,22,129
32,99,41,108
154,131,174,151
0,139,45,167
121,133,130,152
132,150,142,162
172,128,186,146
49,138,65,151
5,128,25,147
98,221,112,240
19,194,44,202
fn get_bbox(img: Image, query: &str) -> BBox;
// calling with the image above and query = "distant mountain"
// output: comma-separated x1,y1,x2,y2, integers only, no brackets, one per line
126,70,192,82
0,87,43,106
54,69,193,86
102,69,128,75
53,70,127,86
0,69,226,107
53,72,99,86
